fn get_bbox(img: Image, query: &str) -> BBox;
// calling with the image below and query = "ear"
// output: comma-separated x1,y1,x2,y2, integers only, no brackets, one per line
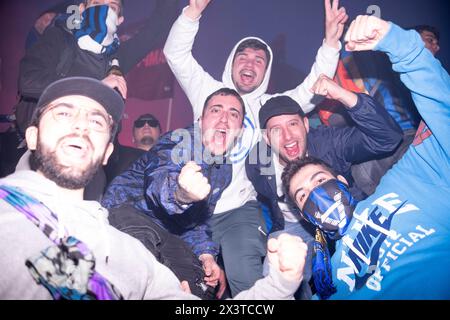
102,142,115,165
25,126,38,151
118,16,124,26
337,174,348,186
303,117,310,133
262,129,271,147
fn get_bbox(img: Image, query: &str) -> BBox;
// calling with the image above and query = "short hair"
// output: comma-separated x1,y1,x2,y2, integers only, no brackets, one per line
233,39,271,69
202,88,246,124
411,25,440,41
85,0,124,17
282,157,337,202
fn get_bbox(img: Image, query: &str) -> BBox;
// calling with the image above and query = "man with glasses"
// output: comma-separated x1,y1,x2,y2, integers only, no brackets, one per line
132,113,161,151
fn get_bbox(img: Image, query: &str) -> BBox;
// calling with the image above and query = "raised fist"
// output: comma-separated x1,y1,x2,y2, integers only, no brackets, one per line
344,15,391,52
176,161,211,204
267,233,308,282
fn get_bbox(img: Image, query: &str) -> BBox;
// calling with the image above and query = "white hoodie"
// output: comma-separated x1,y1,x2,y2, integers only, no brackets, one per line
164,8,340,214
0,171,300,300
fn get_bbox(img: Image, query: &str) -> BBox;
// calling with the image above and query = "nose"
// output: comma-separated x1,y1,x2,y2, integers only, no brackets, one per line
283,127,292,141
219,111,229,123
244,58,255,68
72,110,90,133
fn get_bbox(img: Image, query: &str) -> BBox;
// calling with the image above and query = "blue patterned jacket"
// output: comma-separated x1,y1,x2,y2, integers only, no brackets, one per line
102,124,231,257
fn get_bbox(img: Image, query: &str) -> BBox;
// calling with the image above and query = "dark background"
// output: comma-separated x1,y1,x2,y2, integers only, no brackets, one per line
0,0,448,145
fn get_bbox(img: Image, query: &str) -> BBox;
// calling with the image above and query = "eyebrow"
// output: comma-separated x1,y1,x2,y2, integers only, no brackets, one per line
293,170,328,200
50,102,108,117
236,52,267,62
209,104,242,116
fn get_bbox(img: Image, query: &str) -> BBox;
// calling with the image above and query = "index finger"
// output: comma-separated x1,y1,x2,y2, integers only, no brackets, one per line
324,0,331,15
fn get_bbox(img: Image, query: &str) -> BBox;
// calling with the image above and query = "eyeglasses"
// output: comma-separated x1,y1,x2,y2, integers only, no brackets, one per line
134,119,159,128
41,104,112,133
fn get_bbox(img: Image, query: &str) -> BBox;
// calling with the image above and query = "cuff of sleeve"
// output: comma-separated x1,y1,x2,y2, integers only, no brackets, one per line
321,38,342,56
344,93,364,113
181,6,202,23
267,266,303,298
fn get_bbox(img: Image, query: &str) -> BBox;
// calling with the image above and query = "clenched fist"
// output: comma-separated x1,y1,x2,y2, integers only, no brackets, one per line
175,161,211,204
311,74,358,108
267,234,308,283
344,15,391,52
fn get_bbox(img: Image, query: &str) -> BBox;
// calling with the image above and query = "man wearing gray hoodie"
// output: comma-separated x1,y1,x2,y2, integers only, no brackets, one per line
0,77,307,300
164,0,348,296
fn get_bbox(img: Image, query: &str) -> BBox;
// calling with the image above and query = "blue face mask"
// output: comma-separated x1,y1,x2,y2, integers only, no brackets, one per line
301,179,357,240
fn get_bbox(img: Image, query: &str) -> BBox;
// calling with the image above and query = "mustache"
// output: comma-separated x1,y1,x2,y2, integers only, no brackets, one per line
57,133,94,150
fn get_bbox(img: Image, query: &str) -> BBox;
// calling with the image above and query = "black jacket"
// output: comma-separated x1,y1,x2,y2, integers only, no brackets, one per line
16,0,179,131
246,93,403,233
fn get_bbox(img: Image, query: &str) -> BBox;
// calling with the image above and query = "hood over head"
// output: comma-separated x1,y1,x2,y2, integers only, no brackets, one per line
222,36,274,101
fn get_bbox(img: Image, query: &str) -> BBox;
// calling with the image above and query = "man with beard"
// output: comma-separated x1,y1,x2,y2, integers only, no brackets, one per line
0,77,308,300
132,113,161,151
282,15,450,299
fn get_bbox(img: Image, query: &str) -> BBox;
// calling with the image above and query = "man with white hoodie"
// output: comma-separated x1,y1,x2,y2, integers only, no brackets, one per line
0,77,308,300
164,0,348,296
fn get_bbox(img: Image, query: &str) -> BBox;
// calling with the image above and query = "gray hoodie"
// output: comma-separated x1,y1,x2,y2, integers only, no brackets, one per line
0,171,299,300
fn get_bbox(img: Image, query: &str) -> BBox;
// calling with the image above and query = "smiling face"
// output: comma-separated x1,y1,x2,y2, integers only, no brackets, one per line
199,93,244,156
232,47,268,95
26,95,114,190
264,113,309,166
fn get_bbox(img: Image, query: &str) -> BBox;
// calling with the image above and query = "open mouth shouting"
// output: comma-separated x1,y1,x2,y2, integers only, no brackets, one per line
284,141,300,158
59,137,92,164
239,69,256,86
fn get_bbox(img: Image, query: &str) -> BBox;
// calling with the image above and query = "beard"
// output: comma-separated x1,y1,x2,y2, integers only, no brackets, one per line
30,134,104,190
140,136,155,147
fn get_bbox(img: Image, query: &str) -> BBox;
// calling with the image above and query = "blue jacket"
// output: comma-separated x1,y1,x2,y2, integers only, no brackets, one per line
246,93,403,233
329,23,450,299
102,124,231,257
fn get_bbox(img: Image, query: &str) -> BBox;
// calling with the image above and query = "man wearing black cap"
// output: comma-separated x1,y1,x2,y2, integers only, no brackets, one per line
132,113,161,151
0,77,309,300
246,74,403,299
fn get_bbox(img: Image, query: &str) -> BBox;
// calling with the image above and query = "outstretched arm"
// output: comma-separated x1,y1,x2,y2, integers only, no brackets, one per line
118,0,180,74
344,15,450,156
163,0,222,120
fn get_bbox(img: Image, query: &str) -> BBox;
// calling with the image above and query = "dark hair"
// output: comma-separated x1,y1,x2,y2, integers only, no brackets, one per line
410,25,440,41
282,157,337,202
233,39,271,69
84,0,124,16
202,88,246,123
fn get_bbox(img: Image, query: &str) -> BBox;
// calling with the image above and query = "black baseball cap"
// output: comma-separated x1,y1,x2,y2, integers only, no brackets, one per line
259,96,305,129
133,113,160,129
33,77,125,137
